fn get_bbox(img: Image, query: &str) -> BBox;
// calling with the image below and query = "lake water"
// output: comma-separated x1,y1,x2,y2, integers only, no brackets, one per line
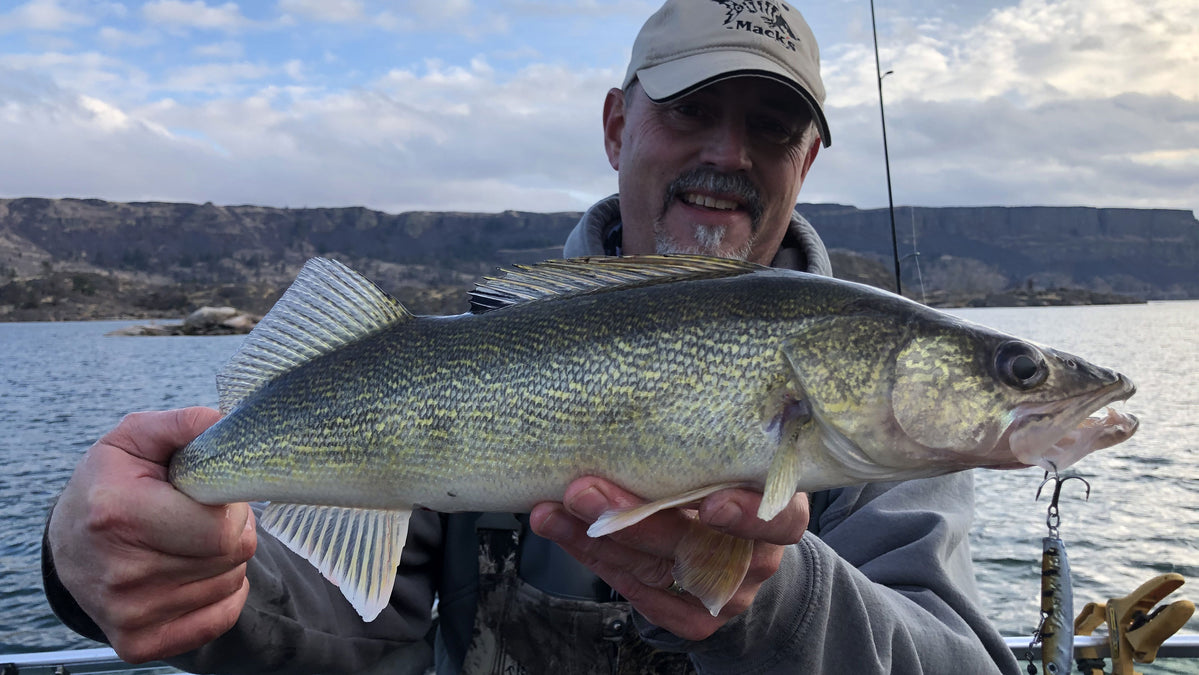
1,302,1197,671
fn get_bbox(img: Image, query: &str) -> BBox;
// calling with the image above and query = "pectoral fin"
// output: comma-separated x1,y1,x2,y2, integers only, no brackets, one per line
586,482,746,538
260,502,412,622
759,388,813,521
673,522,754,617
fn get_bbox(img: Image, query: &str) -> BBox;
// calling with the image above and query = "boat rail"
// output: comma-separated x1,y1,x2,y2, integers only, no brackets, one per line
1006,633,1199,659
0,648,178,675
3,636,1198,674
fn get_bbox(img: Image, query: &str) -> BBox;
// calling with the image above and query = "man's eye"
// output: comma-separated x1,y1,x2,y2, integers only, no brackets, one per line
673,102,705,118
751,117,799,144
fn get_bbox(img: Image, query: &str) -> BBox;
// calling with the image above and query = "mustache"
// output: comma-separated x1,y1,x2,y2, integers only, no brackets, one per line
663,168,765,230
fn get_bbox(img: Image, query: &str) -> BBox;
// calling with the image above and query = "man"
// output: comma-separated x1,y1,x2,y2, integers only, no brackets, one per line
43,1,1020,673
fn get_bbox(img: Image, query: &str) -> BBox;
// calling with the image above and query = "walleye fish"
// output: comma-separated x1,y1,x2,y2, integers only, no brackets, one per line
169,256,1139,620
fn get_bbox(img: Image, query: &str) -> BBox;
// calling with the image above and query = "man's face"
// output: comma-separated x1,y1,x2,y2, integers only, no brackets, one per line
603,77,820,264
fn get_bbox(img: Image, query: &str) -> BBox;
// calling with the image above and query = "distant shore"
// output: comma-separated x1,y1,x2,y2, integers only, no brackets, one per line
923,287,1146,309
0,284,1145,327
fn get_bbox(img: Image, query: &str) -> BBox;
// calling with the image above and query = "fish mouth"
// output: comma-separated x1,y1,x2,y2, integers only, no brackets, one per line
1004,373,1139,471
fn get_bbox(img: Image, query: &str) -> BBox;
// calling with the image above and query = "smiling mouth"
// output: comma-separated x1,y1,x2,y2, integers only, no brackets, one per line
681,192,741,211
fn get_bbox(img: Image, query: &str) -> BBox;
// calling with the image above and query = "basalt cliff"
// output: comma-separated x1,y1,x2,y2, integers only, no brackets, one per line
2,198,1194,322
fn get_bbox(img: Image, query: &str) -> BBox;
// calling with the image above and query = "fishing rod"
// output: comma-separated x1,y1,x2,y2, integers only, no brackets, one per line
870,0,902,296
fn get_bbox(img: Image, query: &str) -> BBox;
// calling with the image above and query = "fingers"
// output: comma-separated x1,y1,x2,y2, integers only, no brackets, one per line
698,489,809,546
562,479,695,559
101,407,223,467
112,576,250,664
531,500,723,639
47,407,253,662
694,491,801,593
136,486,256,561
531,502,676,590
79,420,254,560
531,476,809,642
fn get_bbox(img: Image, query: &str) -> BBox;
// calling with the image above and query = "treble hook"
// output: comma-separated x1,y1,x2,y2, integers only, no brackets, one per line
1028,468,1092,675
1036,468,1091,536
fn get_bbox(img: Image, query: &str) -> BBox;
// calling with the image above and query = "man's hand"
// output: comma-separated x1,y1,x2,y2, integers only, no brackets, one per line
529,476,809,641
47,407,256,663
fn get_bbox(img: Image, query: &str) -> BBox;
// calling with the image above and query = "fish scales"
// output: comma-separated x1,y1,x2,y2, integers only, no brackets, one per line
178,271,839,512
169,255,1139,620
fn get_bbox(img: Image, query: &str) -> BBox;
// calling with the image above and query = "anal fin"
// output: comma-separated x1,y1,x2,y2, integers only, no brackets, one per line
260,502,412,622
674,521,754,617
585,483,757,618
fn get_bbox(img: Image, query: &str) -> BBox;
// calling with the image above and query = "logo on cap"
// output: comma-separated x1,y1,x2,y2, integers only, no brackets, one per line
713,0,801,52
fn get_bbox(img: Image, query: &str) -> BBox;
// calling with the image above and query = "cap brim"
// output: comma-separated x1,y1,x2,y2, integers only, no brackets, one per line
636,52,831,148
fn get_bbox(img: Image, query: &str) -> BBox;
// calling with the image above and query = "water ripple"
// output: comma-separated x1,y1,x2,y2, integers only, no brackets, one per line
3,303,1198,654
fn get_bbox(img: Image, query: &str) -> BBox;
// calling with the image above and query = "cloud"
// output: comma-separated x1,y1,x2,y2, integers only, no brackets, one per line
98,26,161,49
192,40,245,59
0,52,621,212
0,0,1194,216
806,0,1199,211
277,0,365,23
160,62,275,94
0,75,195,204
0,51,145,100
142,0,250,32
373,1,511,38
830,0,1199,107
0,0,91,32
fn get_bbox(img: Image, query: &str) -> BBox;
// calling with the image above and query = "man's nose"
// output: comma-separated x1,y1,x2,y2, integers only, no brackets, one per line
699,118,752,172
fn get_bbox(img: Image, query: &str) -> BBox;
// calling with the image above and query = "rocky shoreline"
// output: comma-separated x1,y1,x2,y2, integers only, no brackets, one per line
1,269,1146,331
106,306,261,336
925,287,1146,309
98,286,1144,338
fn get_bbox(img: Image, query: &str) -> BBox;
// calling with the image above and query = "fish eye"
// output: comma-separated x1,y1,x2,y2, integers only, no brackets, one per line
995,341,1047,390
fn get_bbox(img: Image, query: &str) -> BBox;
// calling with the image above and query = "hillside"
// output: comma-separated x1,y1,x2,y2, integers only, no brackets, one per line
806,204,1199,300
2,197,1192,322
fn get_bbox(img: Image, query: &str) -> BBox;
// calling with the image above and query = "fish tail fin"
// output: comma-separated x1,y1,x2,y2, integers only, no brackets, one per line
216,258,412,413
259,502,412,621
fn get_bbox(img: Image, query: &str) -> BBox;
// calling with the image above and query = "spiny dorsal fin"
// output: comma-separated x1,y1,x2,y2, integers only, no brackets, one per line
470,255,763,312
216,257,411,413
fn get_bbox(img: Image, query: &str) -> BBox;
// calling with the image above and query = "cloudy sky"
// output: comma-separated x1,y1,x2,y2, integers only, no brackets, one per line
0,0,1195,216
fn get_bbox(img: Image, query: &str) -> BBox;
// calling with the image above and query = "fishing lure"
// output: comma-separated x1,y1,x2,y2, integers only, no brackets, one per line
1027,472,1090,675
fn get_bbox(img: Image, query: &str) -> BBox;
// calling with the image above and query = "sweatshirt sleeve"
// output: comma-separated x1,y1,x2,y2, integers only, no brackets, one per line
43,507,443,675
638,473,1020,674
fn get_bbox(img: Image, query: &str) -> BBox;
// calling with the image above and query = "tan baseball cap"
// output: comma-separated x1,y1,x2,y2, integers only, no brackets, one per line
624,0,831,147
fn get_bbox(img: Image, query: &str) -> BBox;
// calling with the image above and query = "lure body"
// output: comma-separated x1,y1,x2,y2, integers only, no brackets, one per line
1040,535,1075,674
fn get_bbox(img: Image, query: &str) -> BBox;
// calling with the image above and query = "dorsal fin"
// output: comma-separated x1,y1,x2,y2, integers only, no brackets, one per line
470,254,763,312
216,257,412,413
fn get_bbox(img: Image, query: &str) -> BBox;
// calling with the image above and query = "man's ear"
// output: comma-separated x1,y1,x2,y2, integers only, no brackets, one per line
602,87,626,171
